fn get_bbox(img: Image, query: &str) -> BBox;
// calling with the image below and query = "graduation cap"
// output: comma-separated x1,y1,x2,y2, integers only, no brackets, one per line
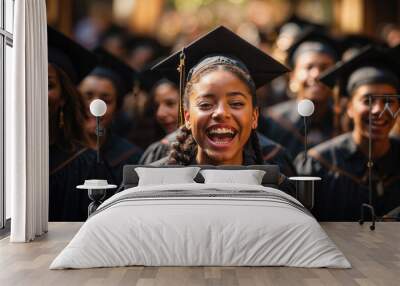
318,45,400,97
138,69,177,94
90,47,137,96
338,34,384,60
125,35,169,63
151,26,290,126
275,14,326,39
287,27,340,68
48,26,97,84
89,47,137,107
137,58,178,94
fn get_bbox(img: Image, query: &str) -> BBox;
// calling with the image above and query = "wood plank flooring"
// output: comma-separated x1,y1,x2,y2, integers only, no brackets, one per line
0,222,399,286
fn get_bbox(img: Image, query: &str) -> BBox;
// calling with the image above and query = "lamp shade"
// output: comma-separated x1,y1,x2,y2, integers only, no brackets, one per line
297,99,315,117
89,99,107,117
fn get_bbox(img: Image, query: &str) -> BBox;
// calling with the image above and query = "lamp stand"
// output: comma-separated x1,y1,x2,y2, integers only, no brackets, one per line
359,95,376,231
303,116,308,165
95,116,105,163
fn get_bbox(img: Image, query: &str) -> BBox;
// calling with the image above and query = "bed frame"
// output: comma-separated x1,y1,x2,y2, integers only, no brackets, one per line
119,164,281,191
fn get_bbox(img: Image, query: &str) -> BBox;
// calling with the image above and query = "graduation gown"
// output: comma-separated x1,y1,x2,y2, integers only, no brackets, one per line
139,130,297,177
295,133,400,221
101,132,143,186
139,131,177,165
49,145,98,221
263,100,335,158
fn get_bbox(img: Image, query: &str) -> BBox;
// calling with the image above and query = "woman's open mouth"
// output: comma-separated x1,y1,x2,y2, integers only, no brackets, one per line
206,125,238,147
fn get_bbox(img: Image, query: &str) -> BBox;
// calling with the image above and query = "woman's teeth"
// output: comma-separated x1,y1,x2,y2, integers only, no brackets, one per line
207,127,237,143
208,127,235,136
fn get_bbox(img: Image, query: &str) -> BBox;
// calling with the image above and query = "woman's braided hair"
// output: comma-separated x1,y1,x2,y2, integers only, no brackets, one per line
168,60,264,165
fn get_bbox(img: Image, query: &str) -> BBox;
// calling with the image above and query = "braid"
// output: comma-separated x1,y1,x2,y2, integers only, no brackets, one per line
168,125,197,165
250,130,264,164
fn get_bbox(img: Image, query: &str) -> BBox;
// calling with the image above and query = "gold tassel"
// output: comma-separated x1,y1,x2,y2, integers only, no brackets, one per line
177,49,186,127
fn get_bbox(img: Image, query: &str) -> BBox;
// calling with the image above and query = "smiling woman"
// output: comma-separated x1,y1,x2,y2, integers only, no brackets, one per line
151,26,289,167
182,64,258,165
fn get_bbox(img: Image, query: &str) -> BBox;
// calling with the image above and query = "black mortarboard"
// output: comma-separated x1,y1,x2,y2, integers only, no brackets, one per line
276,14,326,36
152,26,289,89
89,47,137,107
139,68,177,94
151,25,290,125
125,36,169,61
318,45,400,97
47,26,97,84
287,27,340,68
338,34,384,59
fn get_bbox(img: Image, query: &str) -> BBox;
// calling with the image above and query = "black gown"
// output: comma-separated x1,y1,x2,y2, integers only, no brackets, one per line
263,100,335,158
101,132,143,186
294,133,400,221
139,130,297,177
49,145,99,221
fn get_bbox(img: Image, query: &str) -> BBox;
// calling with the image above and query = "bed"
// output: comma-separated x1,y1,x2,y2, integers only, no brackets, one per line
50,165,350,269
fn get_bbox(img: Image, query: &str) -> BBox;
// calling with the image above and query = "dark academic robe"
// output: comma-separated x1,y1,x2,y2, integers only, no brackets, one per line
294,133,400,221
139,130,296,177
139,131,177,165
111,110,135,140
261,75,291,107
263,100,335,158
102,132,143,186
49,145,98,221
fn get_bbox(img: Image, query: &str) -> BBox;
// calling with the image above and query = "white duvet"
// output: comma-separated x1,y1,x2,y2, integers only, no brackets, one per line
50,183,351,269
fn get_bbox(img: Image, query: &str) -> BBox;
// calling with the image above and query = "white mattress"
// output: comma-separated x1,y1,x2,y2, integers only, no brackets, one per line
50,183,351,269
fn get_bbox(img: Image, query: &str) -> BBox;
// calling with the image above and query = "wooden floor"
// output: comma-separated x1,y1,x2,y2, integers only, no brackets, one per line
1,222,399,286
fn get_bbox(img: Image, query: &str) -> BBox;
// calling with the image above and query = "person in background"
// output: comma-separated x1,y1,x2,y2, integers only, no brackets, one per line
380,23,400,48
98,25,129,61
263,15,327,108
138,70,180,164
265,28,340,157
74,0,114,49
150,26,296,193
125,36,168,71
295,45,400,221
48,26,106,221
79,48,143,186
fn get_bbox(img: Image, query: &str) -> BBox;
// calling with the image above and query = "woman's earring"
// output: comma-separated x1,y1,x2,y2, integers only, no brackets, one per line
59,108,64,128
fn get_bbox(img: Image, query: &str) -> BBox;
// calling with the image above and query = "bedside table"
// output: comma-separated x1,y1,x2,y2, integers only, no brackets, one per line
289,176,321,210
77,180,117,216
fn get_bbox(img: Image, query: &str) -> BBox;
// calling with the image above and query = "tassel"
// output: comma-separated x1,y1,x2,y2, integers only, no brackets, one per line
177,49,186,127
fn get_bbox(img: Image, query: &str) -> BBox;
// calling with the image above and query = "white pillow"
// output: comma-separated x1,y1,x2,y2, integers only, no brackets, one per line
135,167,201,186
200,169,266,185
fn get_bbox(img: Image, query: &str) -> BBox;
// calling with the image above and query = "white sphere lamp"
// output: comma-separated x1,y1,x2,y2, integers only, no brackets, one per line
89,99,107,163
297,99,314,117
90,99,107,117
297,99,315,165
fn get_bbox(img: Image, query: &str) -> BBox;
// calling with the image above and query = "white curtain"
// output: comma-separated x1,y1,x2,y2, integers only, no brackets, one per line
7,0,48,242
